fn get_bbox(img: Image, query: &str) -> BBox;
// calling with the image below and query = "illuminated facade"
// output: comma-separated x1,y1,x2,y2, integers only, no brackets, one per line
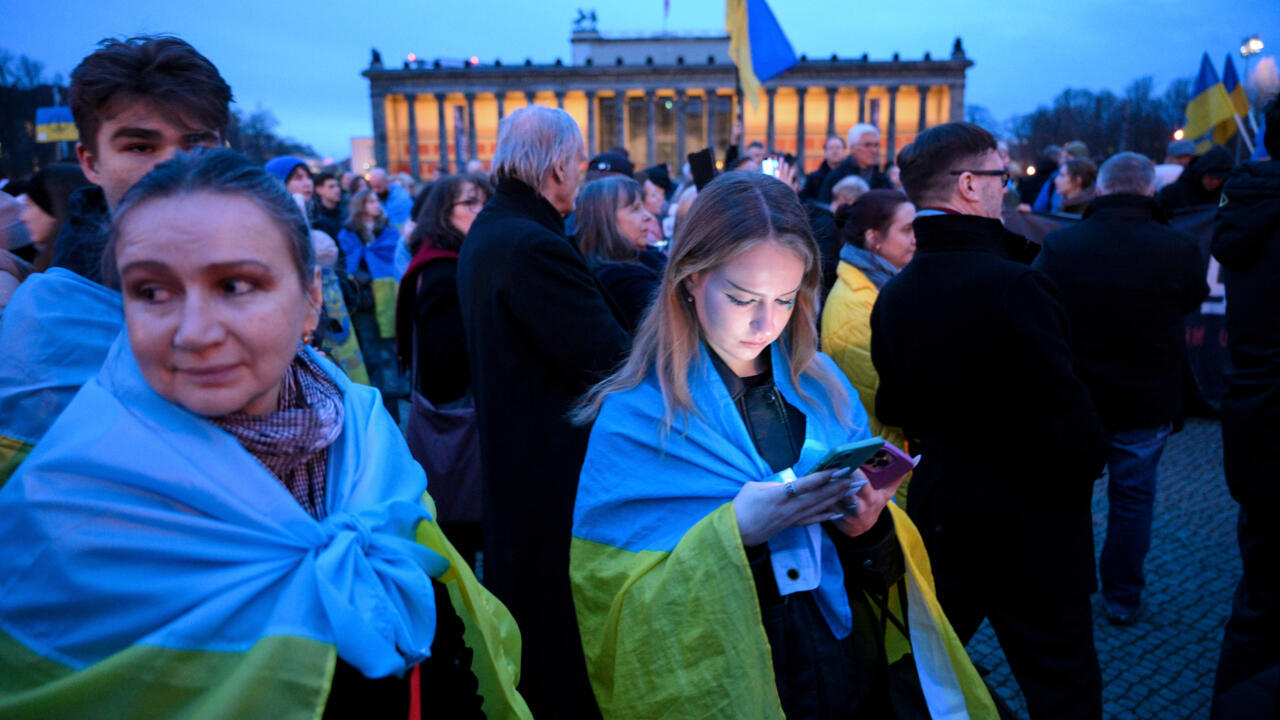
363,26,973,176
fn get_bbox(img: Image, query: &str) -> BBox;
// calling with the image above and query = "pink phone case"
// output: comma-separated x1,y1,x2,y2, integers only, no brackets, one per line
860,443,915,489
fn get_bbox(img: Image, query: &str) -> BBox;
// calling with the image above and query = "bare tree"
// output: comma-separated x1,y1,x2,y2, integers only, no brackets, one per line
0,49,14,87
15,55,45,89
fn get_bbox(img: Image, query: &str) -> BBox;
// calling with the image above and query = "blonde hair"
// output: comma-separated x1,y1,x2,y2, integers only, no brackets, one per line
573,171,849,431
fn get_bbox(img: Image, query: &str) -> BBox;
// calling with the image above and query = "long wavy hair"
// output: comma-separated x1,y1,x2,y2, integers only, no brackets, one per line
573,171,849,431
344,188,386,240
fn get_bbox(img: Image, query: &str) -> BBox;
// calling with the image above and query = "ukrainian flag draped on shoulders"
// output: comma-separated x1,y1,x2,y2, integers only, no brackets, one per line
0,334,531,719
571,341,995,719
726,0,796,109
1184,52,1237,153
0,267,122,485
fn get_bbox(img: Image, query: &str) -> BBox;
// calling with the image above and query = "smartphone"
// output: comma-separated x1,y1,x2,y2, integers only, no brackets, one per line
812,437,884,474
761,156,780,178
860,443,916,489
688,147,717,190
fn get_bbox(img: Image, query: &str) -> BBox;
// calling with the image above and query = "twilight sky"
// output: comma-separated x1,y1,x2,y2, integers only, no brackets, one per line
2,0,1275,160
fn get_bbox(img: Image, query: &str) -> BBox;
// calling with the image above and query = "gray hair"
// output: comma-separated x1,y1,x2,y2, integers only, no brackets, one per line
492,105,584,189
847,123,880,146
1097,152,1156,197
831,175,870,205
104,148,314,290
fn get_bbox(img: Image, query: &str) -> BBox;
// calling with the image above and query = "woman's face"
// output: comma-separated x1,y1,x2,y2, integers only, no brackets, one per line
363,193,383,219
115,192,321,417
286,166,313,200
615,193,653,249
448,181,486,237
686,239,806,377
18,195,56,249
642,179,665,217
867,202,917,269
1055,169,1081,197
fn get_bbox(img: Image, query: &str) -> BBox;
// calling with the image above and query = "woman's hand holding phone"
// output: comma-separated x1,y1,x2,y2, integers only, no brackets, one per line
733,467,861,547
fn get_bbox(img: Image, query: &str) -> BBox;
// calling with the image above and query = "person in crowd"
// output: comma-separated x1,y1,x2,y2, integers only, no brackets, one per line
570,171,999,719
368,168,413,229
1164,139,1198,167
635,167,670,244
348,173,370,195
0,149,530,719
800,135,847,201
576,175,662,332
1211,100,1280,718
831,174,871,212
1054,157,1099,215
585,151,634,184
0,35,232,483
821,189,915,469
310,170,347,240
1156,145,1234,216
872,122,1108,720
395,172,492,568
1033,152,1208,626
817,123,892,203
265,154,313,201
1018,144,1061,207
457,105,629,720
0,165,91,310
337,189,405,417
1032,140,1089,213
886,164,904,192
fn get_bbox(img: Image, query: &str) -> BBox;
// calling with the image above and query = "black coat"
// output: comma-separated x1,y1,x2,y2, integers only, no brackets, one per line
409,257,469,405
1033,195,1208,431
1156,145,1234,216
51,185,110,285
816,157,891,204
805,200,841,304
799,160,836,202
1213,160,1280,508
591,259,660,333
457,178,627,719
870,213,1106,599
310,198,347,241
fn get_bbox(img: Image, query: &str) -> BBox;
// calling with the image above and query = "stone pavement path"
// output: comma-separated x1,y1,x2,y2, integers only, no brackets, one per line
966,418,1237,719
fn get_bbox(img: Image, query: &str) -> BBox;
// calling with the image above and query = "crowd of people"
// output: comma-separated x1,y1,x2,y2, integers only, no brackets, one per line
0,33,1277,720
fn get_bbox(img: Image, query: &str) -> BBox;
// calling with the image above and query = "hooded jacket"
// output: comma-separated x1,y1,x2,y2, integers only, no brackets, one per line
1156,145,1234,216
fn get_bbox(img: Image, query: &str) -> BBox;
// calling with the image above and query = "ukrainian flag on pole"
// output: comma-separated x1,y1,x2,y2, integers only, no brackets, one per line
1184,53,1236,153
726,0,796,109
1215,54,1252,144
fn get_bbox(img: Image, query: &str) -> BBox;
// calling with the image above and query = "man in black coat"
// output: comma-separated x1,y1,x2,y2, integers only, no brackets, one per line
816,123,892,203
1156,144,1233,217
1210,102,1280,718
799,134,847,201
457,105,629,720
1033,152,1208,626
871,122,1108,720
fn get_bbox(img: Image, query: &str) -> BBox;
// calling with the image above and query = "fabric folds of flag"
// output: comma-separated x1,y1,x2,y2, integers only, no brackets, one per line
1216,55,1251,145
571,341,996,719
0,336,531,719
725,0,797,110
0,267,122,487
1184,52,1237,153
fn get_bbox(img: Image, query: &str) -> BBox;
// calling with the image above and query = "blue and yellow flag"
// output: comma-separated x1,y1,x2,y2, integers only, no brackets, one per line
1185,53,1236,153
34,106,77,143
1216,55,1250,145
726,0,796,110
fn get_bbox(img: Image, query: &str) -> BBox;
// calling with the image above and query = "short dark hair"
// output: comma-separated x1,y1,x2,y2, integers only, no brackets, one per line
835,189,911,249
747,141,765,150
70,36,232,153
104,149,312,290
406,173,493,254
1061,158,1098,190
314,171,339,188
897,122,997,206
825,135,845,148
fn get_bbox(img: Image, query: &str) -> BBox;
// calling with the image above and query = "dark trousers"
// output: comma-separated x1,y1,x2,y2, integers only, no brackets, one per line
1212,507,1280,719
1099,424,1172,614
939,586,1102,720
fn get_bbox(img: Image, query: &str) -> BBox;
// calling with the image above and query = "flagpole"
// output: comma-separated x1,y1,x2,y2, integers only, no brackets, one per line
1234,114,1255,155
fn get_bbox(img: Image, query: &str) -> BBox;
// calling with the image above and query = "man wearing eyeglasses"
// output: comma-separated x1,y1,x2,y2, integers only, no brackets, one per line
870,122,1108,720
816,123,892,203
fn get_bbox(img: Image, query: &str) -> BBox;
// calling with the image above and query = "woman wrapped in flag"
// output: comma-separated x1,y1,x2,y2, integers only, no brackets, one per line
570,171,1000,719
0,149,531,720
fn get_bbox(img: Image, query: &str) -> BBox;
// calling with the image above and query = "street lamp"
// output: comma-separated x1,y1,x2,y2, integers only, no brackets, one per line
1174,128,1185,141
1240,35,1264,58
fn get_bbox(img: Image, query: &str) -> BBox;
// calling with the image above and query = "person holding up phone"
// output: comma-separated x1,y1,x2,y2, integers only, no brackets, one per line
569,171,999,719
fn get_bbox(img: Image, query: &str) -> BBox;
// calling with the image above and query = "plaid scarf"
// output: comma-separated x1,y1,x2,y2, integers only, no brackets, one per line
211,353,344,518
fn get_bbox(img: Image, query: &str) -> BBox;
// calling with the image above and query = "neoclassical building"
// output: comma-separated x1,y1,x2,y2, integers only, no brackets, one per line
363,21,973,176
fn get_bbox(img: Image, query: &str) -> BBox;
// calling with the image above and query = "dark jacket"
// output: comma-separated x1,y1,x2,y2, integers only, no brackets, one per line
310,198,347,241
590,259,660,333
51,186,110,285
1156,145,1234,217
805,200,841,303
456,177,627,719
799,160,836,202
1033,195,1209,431
870,213,1107,599
1212,160,1280,507
817,157,891,204
396,251,469,405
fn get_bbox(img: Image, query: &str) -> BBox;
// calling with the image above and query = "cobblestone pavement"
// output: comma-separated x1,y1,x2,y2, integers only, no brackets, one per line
966,418,1237,719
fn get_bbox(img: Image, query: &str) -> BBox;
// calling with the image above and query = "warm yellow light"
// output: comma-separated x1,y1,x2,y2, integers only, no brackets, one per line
1026,165,1036,176
1174,128,1185,141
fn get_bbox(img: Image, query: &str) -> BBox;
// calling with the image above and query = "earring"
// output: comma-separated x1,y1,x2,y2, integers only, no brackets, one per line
302,329,314,345
686,295,694,303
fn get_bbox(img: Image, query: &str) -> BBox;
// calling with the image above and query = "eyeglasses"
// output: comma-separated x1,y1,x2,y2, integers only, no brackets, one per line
950,169,1011,184
451,197,486,211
